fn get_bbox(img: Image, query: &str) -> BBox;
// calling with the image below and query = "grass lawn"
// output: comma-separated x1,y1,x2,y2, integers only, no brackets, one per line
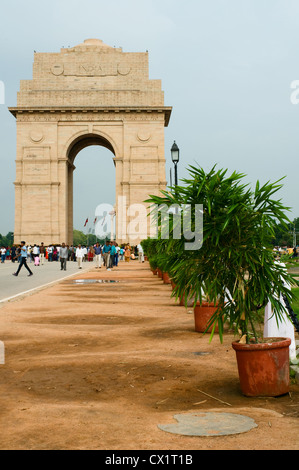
291,287,299,322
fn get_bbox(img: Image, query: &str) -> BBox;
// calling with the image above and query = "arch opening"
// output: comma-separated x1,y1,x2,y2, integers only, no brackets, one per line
67,134,117,244
67,133,116,163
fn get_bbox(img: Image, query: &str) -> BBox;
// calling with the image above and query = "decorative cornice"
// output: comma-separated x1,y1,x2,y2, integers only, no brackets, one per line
8,106,172,127
121,181,167,186
14,181,61,186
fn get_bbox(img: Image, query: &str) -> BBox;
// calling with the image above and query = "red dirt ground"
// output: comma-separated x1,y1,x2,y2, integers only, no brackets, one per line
0,262,298,450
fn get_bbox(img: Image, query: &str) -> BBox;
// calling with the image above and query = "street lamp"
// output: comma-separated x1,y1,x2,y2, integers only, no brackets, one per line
171,141,180,186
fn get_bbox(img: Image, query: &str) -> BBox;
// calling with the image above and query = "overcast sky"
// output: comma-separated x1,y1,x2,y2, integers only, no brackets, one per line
1,0,299,234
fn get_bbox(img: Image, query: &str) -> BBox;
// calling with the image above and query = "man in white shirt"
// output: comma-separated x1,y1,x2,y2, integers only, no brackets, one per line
76,245,84,269
47,245,53,262
137,243,144,263
0,247,6,263
32,244,39,262
60,243,68,271
94,243,102,268
57,245,61,262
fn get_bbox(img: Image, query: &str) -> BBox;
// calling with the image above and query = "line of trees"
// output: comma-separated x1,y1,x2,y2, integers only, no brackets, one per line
73,229,111,246
273,218,299,247
1,219,298,248
0,231,110,247
0,232,14,247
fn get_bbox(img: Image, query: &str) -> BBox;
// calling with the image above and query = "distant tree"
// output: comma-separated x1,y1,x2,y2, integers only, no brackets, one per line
5,232,14,245
0,232,14,247
73,229,87,246
272,219,298,246
73,230,110,246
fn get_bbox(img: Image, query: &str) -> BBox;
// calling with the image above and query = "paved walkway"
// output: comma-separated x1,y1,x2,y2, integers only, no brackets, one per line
0,259,93,304
0,261,298,450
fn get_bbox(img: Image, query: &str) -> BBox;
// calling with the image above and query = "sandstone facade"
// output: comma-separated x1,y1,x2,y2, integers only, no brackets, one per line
9,39,172,245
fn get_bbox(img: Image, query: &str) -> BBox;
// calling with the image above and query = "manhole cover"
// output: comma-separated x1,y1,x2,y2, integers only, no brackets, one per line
158,412,258,437
71,279,120,284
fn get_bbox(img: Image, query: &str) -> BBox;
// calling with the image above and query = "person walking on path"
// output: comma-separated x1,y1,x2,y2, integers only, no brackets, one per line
32,244,39,262
11,245,16,263
88,245,95,262
14,245,21,263
109,242,116,269
124,245,131,262
82,246,87,262
137,243,145,263
27,245,33,263
0,247,6,263
102,241,111,269
94,243,102,268
115,244,120,267
39,243,45,266
12,241,33,277
47,245,53,262
60,243,68,271
76,244,84,269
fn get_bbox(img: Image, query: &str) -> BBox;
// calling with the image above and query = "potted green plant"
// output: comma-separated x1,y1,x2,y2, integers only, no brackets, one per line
141,238,158,274
142,237,172,283
156,243,172,284
146,165,299,397
149,255,158,275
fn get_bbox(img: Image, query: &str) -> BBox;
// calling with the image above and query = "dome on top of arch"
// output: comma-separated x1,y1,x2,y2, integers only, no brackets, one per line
77,39,114,49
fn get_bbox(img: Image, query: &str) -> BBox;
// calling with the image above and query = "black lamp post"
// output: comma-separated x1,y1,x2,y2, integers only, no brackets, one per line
171,141,180,186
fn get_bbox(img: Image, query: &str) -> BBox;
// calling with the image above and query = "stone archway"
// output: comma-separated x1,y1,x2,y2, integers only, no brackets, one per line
66,132,117,244
9,39,172,245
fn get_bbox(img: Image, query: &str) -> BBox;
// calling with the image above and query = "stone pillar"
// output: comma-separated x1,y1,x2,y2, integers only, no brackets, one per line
67,163,74,245
58,158,69,244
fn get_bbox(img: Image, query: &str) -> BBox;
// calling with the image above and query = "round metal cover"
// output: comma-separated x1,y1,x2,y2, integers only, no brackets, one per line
158,412,258,437
72,279,119,284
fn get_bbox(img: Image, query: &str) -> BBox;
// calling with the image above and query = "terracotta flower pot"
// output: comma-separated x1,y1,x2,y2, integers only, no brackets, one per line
179,294,191,306
157,269,163,279
194,302,219,333
163,272,171,284
232,337,291,397
178,292,186,306
151,268,158,275
179,293,198,307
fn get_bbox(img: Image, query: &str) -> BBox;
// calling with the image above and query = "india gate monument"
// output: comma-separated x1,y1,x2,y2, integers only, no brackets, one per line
9,39,172,245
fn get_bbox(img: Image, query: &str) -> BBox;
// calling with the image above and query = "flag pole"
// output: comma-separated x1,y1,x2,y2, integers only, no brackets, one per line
94,217,98,243
84,218,89,246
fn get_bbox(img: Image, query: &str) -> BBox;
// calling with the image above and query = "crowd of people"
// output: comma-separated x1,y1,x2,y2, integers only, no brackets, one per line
0,241,145,274
273,246,298,259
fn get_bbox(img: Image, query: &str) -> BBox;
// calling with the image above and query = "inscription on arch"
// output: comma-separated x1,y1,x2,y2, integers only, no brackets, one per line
51,63,131,77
